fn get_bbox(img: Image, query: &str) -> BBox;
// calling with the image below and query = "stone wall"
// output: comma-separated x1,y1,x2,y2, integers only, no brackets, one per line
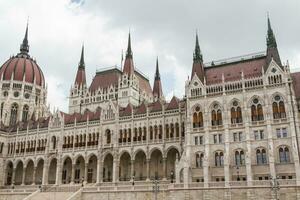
81,187,300,200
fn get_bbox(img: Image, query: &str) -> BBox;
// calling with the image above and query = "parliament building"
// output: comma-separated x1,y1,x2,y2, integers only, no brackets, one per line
0,18,300,200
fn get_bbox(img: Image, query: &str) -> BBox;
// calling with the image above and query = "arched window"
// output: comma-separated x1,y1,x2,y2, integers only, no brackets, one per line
256,148,267,165
215,151,224,167
231,101,243,124
22,105,29,122
10,103,18,125
193,106,203,128
193,112,198,128
211,104,222,126
150,126,153,140
196,153,204,168
272,95,286,119
279,147,290,163
235,150,245,166
0,102,4,118
106,129,111,144
51,136,56,150
251,98,264,121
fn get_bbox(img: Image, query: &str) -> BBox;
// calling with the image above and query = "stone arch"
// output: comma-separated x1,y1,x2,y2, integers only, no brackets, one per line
87,154,97,183
149,147,163,159
25,159,34,185
133,149,147,160
247,95,265,107
150,149,163,180
102,150,114,162
74,155,85,183
62,156,72,184
5,160,13,185
103,153,113,182
73,153,85,164
35,158,44,184
15,160,24,185
48,158,57,184
134,150,147,181
166,147,180,180
119,151,131,181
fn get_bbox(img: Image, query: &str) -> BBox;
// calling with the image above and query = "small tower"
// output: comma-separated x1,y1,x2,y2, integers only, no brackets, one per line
191,32,205,82
265,16,282,71
123,32,134,75
20,22,29,55
69,45,87,114
152,57,164,101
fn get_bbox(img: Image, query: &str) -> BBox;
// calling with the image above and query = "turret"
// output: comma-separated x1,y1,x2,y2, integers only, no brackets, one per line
123,32,134,75
191,32,205,82
152,57,164,101
74,45,86,88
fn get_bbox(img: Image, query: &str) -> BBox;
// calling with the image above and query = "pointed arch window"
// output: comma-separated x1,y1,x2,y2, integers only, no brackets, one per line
251,98,264,121
10,103,18,125
22,105,29,122
279,146,290,163
215,151,224,167
211,104,222,126
193,106,204,128
256,148,267,165
231,101,243,124
196,153,204,168
273,95,286,119
234,150,245,166
0,102,4,118
106,129,111,144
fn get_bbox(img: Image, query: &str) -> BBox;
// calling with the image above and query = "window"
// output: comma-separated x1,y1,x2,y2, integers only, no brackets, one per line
279,147,290,163
254,130,264,140
22,105,29,122
10,103,18,125
214,135,218,144
213,134,223,144
272,95,286,119
276,128,288,138
231,101,242,124
106,129,111,144
233,132,243,142
251,98,264,121
199,136,203,145
235,150,245,166
196,153,204,168
194,137,198,145
215,152,224,167
193,106,204,128
218,134,223,143
211,103,222,126
195,136,204,145
256,148,267,165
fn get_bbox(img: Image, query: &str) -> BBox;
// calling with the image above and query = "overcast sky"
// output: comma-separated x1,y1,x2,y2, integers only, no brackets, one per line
0,0,299,112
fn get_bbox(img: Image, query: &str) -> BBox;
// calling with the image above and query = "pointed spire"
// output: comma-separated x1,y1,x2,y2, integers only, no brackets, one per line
155,57,160,80
265,15,282,68
78,45,85,69
267,15,277,48
126,32,133,59
193,31,203,62
191,32,205,82
153,58,164,101
20,21,29,54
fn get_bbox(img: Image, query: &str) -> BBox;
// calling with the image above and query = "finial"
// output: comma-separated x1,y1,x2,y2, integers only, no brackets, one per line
193,31,203,62
20,21,29,54
126,31,133,58
78,44,85,69
266,14,277,48
155,56,160,80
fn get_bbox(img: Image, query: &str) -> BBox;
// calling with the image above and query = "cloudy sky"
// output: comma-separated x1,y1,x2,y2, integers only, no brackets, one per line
0,0,299,112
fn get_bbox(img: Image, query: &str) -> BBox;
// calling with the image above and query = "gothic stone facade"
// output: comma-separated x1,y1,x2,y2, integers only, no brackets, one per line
1,18,300,200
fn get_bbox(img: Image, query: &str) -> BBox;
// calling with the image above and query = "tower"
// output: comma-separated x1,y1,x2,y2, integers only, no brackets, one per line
152,57,164,101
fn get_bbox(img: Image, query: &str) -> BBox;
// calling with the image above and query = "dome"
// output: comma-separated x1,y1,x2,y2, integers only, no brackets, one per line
0,23,45,87
0,54,45,87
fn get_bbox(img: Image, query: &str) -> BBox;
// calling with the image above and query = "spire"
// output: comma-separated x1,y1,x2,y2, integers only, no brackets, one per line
193,32,203,62
267,16,277,48
155,57,160,80
123,32,134,75
20,22,29,54
74,45,86,87
78,45,85,69
191,32,205,82
126,32,133,59
265,15,282,68
153,58,164,100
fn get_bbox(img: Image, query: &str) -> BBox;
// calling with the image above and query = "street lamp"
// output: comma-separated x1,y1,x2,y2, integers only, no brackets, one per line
170,171,174,183
270,176,280,200
236,165,240,181
132,175,135,186
152,178,160,200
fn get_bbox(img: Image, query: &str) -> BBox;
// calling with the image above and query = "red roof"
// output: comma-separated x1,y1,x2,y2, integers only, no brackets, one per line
150,101,163,112
135,102,147,115
75,68,86,86
0,54,45,87
205,56,266,85
89,68,121,92
135,71,152,95
166,96,179,110
291,72,300,99
119,104,133,117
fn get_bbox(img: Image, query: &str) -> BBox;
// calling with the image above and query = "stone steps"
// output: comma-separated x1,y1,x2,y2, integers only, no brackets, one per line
28,192,73,200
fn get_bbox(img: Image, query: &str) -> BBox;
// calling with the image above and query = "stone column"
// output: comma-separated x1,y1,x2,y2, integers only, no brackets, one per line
96,158,101,184
71,164,75,184
146,159,150,181
113,159,119,183
203,112,210,187
12,168,16,185
22,166,26,185
162,157,167,180
130,160,135,180
55,162,62,185
42,161,48,185
84,163,88,183
32,167,37,185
